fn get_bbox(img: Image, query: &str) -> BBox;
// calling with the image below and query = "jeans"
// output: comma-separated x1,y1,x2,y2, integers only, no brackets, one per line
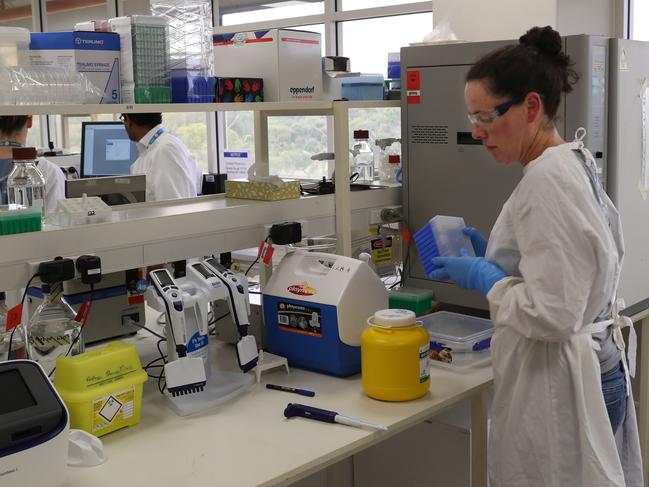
601,361,627,434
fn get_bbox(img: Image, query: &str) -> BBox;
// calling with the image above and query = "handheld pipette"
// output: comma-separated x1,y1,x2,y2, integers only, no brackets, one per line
283,403,388,431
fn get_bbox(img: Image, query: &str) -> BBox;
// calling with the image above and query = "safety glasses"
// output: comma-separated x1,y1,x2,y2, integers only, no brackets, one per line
467,97,524,128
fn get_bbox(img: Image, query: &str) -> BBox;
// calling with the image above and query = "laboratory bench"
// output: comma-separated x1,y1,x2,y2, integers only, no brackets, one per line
63,335,492,487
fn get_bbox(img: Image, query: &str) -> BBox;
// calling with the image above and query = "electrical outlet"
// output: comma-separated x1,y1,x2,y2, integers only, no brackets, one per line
28,253,98,282
261,221,308,242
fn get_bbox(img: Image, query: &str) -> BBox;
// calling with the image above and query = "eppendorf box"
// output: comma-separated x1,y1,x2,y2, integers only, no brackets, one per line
213,28,322,102
29,31,121,104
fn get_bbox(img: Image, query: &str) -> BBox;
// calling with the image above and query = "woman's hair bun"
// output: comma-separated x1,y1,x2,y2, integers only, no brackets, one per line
519,26,563,59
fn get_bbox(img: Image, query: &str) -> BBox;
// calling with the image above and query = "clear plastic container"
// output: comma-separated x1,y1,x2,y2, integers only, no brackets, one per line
351,129,374,183
7,147,46,218
52,194,112,227
421,311,494,352
0,292,27,361
151,0,214,77
374,137,399,182
384,154,400,184
27,283,84,377
0,27,30,67
0,66,95,105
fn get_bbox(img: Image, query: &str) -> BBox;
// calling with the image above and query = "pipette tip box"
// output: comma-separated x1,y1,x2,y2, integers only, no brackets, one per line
413,215,474,277
389,287,434,315
0,205,41,235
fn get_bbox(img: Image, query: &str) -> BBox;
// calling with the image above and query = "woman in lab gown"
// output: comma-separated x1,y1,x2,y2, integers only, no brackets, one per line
428,26,642,486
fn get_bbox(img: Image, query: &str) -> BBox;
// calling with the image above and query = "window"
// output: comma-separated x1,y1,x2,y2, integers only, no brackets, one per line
118,0,151,16
221,1,324,26
341,0,422,11
269,115,328,178
293,23,326,56
222,112,329,179
632,0,649,40
223,111,255,153
45,0,109,31
348,107,400,149
341,13,432,76
164,113,210,173
0,0,33,29
61,114,117,153
26,116,42,148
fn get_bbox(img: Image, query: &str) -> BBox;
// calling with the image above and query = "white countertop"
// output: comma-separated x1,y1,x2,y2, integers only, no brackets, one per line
63,335,492,487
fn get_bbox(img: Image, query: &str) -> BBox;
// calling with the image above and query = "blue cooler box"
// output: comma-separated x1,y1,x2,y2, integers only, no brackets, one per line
263,251,388,377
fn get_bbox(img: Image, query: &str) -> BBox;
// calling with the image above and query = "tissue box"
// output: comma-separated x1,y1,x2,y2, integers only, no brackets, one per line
225,179,301,201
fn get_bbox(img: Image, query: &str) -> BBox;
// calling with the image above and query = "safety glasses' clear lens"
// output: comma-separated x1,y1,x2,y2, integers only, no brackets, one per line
467,111,497,127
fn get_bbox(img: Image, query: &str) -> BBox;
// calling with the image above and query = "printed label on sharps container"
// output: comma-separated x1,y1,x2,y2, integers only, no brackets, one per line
277,301,322,337
419,344,430,383
93,386,135,432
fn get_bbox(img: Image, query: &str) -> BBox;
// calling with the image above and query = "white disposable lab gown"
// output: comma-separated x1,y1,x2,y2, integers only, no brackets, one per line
37,156,65,214
485,136,642,486
130,124,201,202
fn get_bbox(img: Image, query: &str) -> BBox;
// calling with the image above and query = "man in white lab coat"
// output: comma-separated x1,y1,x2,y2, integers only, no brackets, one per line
122,112,201,202
0,115,65,214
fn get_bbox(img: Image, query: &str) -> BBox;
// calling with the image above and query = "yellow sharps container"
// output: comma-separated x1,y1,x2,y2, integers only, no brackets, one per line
53,341,147,437
361,309,430,401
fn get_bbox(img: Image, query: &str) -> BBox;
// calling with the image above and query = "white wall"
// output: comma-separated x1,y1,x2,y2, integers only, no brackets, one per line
432,0,557,42
557,0,617,36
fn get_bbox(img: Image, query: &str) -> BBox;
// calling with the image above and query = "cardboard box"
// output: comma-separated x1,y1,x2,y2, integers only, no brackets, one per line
216,77,263,103
213,29,322,102
225,179,301,201
29,31,121,104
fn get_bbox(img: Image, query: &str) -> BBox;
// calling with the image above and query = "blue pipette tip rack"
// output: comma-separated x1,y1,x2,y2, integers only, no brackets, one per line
413,222,441,277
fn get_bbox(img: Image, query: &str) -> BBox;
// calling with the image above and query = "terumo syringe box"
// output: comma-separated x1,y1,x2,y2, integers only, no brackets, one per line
29,31,121,104
213,28,322,102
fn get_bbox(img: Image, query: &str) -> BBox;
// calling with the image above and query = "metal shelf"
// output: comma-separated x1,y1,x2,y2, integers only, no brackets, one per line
0,187,401,290
0,100,399,116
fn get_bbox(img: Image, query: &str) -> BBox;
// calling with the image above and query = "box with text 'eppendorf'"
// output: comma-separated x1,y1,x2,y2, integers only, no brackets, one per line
29,31,121,104
213,28,322,102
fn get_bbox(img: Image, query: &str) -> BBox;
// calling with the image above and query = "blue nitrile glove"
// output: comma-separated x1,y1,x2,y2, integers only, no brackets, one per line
462,227,488,257
429,249,507,295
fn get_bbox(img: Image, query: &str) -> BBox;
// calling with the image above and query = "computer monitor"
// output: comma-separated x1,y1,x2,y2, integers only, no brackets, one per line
80,122,139,178
65,175,146,206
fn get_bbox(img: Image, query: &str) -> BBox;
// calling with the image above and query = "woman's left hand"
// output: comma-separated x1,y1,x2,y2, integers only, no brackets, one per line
429,249,508,295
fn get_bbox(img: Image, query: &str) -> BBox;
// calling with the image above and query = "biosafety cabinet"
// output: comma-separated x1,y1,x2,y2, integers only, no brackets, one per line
401,36,649,314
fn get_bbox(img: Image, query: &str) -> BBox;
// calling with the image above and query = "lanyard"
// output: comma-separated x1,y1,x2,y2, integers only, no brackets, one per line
147,128,165,147
0,141,24,148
